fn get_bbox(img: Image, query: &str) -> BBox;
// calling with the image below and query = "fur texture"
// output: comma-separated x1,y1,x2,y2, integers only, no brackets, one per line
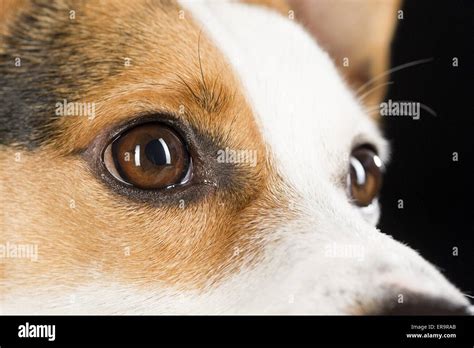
0,0,470,314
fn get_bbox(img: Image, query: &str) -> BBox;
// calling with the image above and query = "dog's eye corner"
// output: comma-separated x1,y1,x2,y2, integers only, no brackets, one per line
102,122,192,190
347,145,383,207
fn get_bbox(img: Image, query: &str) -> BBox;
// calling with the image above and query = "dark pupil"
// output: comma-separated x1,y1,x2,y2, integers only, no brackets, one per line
145,139,170,166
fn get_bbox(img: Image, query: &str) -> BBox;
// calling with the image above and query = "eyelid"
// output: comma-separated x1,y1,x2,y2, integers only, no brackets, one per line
103,112,191,145
82,112,225,206
351,134,390,165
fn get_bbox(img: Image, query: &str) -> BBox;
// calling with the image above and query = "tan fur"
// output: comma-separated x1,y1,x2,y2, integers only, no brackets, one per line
0,0,294,294
287,0,402,108
0,0,29,35
0,0,397,297
243,0,289,15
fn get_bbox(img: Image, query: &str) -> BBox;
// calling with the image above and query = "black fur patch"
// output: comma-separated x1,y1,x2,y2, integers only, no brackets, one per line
0,0,169,149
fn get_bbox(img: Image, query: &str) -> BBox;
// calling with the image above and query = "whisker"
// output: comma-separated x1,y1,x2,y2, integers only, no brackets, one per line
223,111,239,145
197,29,208,96
358,81,394,102
364,104,383,114
356,57,434,95
174,73,200,102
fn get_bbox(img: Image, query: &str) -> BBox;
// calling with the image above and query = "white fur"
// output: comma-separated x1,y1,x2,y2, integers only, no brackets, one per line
172,0,468,314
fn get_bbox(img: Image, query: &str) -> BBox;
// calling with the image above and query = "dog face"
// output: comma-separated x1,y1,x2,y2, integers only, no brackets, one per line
0,0,470,314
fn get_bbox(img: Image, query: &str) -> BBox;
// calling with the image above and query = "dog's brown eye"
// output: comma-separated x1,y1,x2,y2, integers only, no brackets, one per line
103,123,190,189
348,146,383,207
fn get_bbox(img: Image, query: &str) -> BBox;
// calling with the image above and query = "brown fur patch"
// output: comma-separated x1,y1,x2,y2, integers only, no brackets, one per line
242,0,289,16
0,0,294,295
0,0,29,35
287,0,402,110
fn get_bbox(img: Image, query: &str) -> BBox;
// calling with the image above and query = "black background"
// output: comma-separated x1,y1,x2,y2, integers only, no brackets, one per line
2,315,473,345
379,0,473,297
